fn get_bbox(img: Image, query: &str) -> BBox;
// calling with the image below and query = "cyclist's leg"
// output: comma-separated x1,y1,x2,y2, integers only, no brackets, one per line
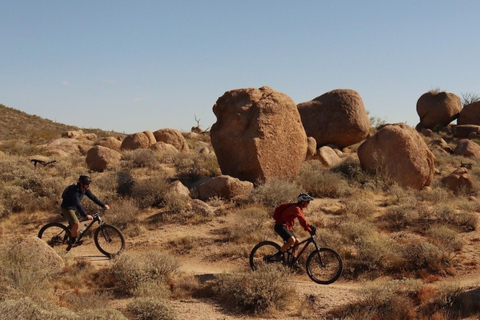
61,207,79,240
274,224,295,254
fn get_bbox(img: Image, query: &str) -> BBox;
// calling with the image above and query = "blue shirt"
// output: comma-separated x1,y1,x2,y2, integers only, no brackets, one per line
60,183,105,217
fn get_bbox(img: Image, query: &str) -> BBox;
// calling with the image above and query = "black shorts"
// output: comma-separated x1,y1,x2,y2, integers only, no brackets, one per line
274,224,295,242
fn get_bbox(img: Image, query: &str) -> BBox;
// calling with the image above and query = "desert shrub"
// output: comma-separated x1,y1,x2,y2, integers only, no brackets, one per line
80,308,129,320
211,264,296,314
330,279,422,320
172,152,220,181
332,160,366,184
341,198,377,219
111,252,179,297
426,225,464,253
342,229,400,277
0,241,57,300
417,283,464,319
131,174,171,209
163,190,191,213
63,291,113,312
131,149,161,169
222,205,272,244
116,169,135,197
0,140,40,156
435,204,478,231
249,178,302,209
461,92,480,106
383,204,417,231
298,161,352,198
126,297,177,320
401,241,446,272
417,186,450,203
0,297,78,320
108,198,140,230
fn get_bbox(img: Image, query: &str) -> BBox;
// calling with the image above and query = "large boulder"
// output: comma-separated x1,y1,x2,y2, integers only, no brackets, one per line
211,86,307,183
121,132,151,150
86,145,122,172
143,130,157,145
357,123,435,190
197,175,254,201
95,136,122,152
149,141,178,153
10,236,65,273
454,139,480,159
458,101,480,125
416,91,461,129
153,128,189,152
317,146,342,167
297,89,370,149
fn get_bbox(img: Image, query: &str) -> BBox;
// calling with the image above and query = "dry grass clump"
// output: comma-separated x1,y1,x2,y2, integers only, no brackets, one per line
126,297,177,320
298,160,352,198
172,151,221,181
107,198,141,230
131,174,171,209
330,279,422,320
111,252,179,297
210,264,297,315
0,241,56,300
249,178,302,209
221,205,272,244
0,297,78,320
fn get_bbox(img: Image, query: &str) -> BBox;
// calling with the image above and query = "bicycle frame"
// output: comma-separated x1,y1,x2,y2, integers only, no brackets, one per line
284,235,320,266
76,212,104,241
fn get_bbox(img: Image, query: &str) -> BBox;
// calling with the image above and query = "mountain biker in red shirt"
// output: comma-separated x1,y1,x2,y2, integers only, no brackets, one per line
271,193,316,266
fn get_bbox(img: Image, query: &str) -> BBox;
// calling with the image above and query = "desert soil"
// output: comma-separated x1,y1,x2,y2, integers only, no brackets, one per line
5,201,480,319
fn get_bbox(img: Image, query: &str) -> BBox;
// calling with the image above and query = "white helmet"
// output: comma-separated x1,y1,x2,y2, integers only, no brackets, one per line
298,193,314,202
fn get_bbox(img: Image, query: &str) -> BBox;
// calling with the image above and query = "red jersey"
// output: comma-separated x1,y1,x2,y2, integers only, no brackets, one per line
273,202,311,232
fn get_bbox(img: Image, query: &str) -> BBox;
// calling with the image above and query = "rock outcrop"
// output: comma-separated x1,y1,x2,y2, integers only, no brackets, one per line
211,86,307,183
86,145,122,171
458,101,480,125
416,91,461,129
297,89,370,149
121,132,151,150
197,175,254,201
357,123,435,190
153,128,189,152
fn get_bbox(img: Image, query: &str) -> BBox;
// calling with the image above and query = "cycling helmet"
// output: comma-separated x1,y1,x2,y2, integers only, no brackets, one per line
78,175,92,185
298,193,314,202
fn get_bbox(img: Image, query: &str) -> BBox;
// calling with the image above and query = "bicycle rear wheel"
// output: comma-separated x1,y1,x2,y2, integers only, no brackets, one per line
38,222,70,255
94,224,125,258
306,247,343,284
249,241,283,271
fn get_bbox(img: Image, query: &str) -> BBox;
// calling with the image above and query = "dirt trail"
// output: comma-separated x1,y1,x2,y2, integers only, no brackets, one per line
11,210,480,319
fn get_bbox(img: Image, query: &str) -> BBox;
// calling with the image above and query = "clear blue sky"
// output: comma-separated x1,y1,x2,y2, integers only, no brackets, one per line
1,1,479,134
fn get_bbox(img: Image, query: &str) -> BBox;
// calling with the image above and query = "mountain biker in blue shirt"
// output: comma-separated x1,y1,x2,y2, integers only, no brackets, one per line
60,175,110,246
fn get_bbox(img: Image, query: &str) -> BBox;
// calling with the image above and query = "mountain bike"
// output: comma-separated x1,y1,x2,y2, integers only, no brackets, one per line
249,231,343,284
38,209,125,258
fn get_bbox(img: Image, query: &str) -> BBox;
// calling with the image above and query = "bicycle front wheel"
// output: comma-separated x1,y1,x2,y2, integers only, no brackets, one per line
249,241,283,271
94,224,125,258
306,248,343,284
38,222,70,255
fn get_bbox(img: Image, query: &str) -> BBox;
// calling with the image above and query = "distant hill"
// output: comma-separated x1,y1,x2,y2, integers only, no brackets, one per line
0,104,120,144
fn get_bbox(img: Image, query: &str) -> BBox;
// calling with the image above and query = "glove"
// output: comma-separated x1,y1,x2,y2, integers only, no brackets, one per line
309,225,316,236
